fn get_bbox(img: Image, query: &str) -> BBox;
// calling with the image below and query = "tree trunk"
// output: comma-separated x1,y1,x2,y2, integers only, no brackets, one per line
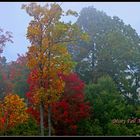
40,102,44,136
48,104,51,136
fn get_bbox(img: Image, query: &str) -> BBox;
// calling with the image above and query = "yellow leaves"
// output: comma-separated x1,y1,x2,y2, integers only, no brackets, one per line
28,75,69,106
80,32,90,42
27,25,42,42
55,78,65,94
26,42,74,105
3,93,28,112
42,38,49,47
46,78,65,103
24,2,82,106
0,93,29,131
28,25,40,35
31,87,46,105
28,45,38,52
37,87,45,98
42,67,48,78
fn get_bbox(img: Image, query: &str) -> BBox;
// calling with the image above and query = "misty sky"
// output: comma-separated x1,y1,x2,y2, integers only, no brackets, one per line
0,2,140,62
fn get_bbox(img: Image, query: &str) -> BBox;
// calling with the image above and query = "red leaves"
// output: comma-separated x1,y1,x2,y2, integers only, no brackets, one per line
26,107,40,125
1,118,5,125
1,72,7,81
8,54,28,81
27,68,39,84
62,73,85,96
26,72,90,135
27,68,40,92
52,73,90,135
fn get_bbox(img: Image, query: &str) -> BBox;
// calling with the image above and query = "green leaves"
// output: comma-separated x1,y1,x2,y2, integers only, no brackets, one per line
85,76,130,135
66,9,78,17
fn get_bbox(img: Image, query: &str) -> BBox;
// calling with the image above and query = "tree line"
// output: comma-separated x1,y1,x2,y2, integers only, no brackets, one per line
0,3,140,136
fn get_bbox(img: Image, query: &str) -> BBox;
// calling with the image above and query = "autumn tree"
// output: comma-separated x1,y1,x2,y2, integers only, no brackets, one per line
22,2,88,136
26,73,90,135
0,94,28,135
7,54,29,98
0,54,29,99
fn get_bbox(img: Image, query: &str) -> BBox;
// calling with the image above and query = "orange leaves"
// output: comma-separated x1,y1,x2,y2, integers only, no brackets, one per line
24,3,78,107
27,69,66,105
0,94,29,131
30,69,39,81
26,46,38,69
28,24,41,36
42,38,49,47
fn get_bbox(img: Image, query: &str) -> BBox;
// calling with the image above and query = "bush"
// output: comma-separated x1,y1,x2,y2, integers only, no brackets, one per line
77,119,103,136
6,118,40,136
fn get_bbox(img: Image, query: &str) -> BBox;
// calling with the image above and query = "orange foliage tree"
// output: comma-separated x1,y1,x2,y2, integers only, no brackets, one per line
22,2,89,136
0,94,29,135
